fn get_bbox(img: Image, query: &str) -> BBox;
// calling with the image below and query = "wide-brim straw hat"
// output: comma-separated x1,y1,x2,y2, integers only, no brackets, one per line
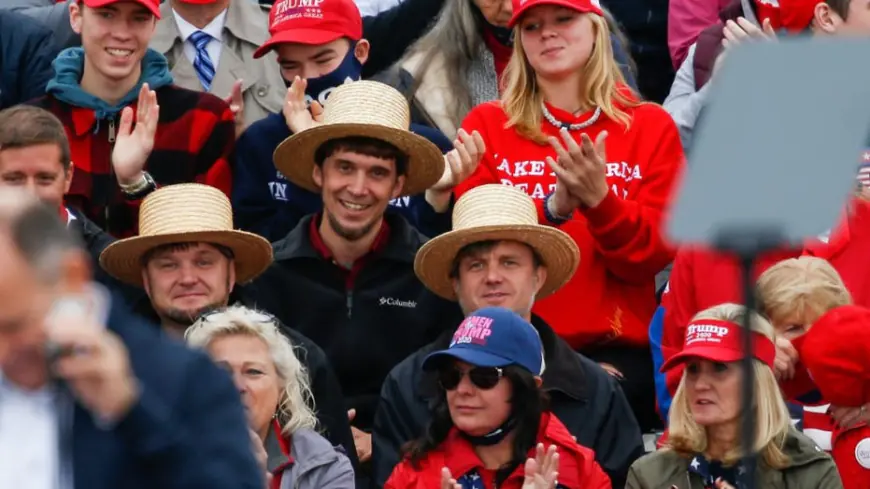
273,80,445,197
415,184,580,300
100,184,273,286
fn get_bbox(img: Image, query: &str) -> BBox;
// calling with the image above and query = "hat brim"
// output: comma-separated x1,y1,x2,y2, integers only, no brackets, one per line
273,123,445,197
414,224,580,300
99,230,273,287
84,0,161,18
253,28,346,59
508,0,602,27
422,346,518,371
660,347,745,373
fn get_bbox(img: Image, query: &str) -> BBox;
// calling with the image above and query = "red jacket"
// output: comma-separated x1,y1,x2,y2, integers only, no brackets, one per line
384,413,610,489
457,97,684,349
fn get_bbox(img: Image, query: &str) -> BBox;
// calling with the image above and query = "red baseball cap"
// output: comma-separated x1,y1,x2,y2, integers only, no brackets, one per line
660,319,777,372
508,0,603,28
799,305,870,407
779,0,820,33
82,0,161,19
253,0,363,59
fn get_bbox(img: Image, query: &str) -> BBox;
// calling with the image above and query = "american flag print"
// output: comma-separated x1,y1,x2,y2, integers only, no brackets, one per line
859,150,870,188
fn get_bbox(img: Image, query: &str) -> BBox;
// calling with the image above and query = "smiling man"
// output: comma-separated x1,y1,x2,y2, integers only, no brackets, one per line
29,0,235,238
246,80,477,477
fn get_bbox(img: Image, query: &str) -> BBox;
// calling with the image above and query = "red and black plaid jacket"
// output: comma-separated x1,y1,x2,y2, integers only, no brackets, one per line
31,84,234,238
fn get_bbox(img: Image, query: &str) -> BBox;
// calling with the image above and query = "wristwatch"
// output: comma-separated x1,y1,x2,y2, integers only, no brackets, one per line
120,172,157,200
543,191,571,224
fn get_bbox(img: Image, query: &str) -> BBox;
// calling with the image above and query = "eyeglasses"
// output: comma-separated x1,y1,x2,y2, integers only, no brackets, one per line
438,366,504,390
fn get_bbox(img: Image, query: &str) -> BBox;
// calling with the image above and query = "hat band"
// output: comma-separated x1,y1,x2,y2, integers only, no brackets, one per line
684,319,777,369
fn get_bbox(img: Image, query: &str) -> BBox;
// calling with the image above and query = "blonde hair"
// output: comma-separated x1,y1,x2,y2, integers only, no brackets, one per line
502,13,640,144
185,305,318,436
757,256,852,326
667,303,792,469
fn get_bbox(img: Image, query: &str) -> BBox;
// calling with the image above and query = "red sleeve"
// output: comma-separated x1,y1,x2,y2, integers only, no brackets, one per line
831,426,870,489
194,105,234,197
454,105,502,200
579,112,684,283
661,248,697,395
668,0,724,68
583,454,613,489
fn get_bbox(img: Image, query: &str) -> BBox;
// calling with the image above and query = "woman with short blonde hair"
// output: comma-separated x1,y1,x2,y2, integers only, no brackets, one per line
452,0,685,433
186,305,354,489
626,303,842,489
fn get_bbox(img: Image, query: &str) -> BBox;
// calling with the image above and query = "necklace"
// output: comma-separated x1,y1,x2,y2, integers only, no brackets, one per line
541,103,601,131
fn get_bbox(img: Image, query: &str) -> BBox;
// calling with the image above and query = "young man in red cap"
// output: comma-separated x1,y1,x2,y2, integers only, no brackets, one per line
29,0,235,238
231,0,461,242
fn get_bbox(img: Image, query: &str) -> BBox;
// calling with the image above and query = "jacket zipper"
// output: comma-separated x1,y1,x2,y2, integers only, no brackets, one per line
106,118,117,227
346,289,353,319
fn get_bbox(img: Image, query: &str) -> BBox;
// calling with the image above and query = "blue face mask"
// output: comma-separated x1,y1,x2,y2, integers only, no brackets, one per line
286,43,364,107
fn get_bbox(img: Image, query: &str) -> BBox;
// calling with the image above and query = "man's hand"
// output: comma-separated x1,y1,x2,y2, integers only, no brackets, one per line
773,336,799,381
48,315,140,423
425,129,486,212
715,18,776,76
347,408,372,462
113,83,159,187
225,79,245,139
546,129,609,210
283,76,324,134
441,468,461,489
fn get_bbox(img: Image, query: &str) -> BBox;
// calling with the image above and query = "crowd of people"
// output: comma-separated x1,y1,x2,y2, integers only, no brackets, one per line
0,0,868,488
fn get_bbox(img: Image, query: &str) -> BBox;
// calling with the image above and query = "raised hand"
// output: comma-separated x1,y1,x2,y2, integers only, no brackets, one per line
715,18,776,76
431,129,486,192
521,444,559,489
441,468,462,489
112,83,159,186
348,408,372,462
283,76,324,134
224,79,245,139
773,336,798,381
546,129,609,212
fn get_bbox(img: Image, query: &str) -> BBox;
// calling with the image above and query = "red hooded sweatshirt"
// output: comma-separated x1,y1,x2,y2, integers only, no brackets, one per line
456,96,684,350
384,413,610,489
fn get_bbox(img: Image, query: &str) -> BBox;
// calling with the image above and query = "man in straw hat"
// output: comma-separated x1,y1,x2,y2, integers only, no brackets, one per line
248,80,476,468
98,183,359,467
371,184,646,488
231,0,477,242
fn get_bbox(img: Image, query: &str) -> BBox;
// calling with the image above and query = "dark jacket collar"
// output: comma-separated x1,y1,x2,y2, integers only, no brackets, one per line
272,213,424,264
420,314,589,401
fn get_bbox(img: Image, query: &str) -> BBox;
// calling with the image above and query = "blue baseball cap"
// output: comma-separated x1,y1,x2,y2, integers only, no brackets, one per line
422,307,545,375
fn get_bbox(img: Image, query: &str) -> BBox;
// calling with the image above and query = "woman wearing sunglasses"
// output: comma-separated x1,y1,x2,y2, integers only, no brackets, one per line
385,307,610,489
186,305,354,489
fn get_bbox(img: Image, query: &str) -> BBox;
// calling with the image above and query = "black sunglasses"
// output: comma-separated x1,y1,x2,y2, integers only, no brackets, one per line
438,366,504,390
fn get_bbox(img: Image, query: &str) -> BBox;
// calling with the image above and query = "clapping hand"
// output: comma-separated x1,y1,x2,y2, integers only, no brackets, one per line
546,129,609,213
112,83,159,186
441,468,462,489
521,444,559,489
283,76,324,134
714,17,776,76
426,129,486,212
224,79,245,139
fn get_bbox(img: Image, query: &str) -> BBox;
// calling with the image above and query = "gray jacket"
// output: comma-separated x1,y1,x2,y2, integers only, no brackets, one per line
267,427,355,489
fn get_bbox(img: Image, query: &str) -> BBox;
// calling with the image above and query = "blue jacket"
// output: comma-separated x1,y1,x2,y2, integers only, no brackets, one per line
69,293,263,489
648,304,670,422
232,113,453,242
0,9,59,109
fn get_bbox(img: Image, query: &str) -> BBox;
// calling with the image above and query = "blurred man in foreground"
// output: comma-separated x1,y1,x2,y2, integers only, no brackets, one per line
0,189,264,489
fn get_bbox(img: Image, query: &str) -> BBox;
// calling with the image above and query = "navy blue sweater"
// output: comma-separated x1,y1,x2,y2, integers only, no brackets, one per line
232,113,454,242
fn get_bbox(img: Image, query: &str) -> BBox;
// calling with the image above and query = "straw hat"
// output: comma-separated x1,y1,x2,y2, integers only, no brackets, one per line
414,185,580,300
99,184,273,286
273,80,445,196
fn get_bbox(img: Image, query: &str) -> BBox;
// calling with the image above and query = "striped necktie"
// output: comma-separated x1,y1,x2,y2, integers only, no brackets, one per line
189,30,216,91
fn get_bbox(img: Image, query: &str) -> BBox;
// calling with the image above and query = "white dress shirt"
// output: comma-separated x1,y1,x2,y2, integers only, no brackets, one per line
0,374,61,489
172,8,228,73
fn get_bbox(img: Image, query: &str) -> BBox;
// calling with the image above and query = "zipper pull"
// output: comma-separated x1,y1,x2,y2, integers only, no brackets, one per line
108,119,116,143
346,290,353,319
